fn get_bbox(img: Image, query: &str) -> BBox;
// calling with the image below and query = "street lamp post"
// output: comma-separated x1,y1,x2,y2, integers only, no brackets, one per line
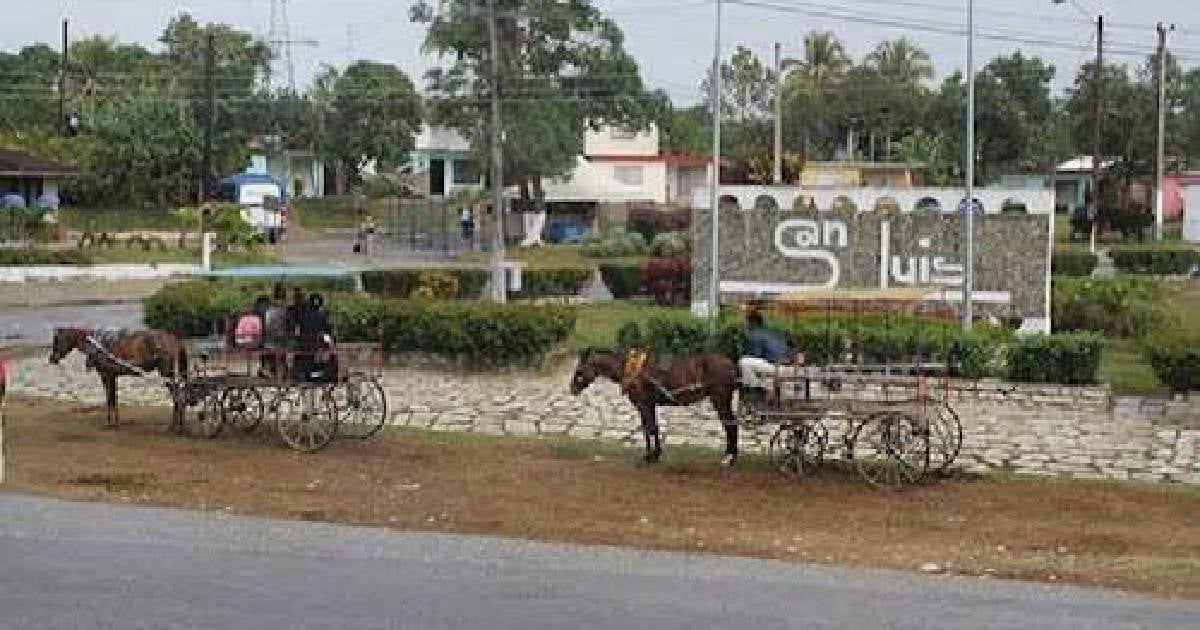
708,0,722,326
961,0,975,330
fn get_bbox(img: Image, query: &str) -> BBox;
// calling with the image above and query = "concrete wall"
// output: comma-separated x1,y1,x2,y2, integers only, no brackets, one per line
584,126,659,157
540,157,668,204
694,185,1055,216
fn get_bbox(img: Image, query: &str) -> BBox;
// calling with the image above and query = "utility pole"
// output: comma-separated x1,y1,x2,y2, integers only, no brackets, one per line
487,0,507,303
1090,14,1103,254
708,0,723,325
773,41,782,185
58,19,68,136
962,0,975,329
1155,22,1174,241
202,32,216,202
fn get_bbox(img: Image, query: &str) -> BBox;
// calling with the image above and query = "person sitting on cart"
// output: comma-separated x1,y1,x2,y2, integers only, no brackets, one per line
294,292,338,382
738,309,803,386
259,284,291,377
228,296,270,350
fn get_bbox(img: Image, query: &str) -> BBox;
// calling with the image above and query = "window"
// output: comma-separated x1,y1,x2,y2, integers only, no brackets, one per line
609,129,637,140
452,159,482,185
613,165,644,186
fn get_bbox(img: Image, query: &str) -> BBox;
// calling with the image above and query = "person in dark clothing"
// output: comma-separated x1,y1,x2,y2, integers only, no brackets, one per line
738,309,802,384
260,285,290,377
294,293,338,381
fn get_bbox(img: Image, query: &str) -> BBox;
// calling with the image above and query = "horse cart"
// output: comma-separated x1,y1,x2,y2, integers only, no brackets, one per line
737,290,968,487
174,338,388,453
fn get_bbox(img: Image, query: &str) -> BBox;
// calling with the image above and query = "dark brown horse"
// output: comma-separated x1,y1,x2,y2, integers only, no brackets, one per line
569,349,741,466
49,328,188,429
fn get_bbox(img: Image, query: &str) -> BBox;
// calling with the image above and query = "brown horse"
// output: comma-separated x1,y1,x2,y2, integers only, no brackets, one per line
569,349,741,466
49,328,188,429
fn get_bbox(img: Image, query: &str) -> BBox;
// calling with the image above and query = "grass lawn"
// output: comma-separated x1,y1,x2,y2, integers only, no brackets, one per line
59,207,184,232
1098,279,1200,396
569,301,688,350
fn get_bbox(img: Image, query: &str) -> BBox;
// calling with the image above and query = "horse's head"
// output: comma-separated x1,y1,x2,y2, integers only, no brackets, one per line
49,328,85,365
570,350,603,395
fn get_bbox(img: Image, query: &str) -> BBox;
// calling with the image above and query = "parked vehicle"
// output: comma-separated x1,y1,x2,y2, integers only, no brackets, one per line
217,174,288,243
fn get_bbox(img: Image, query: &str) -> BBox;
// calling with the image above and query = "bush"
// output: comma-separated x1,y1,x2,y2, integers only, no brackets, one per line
0,248,93,265
1005,332,1104,385
411,271,461,300
362,268,487,299
145,282,576,365
599,262,641,298
627,207,690,241
1110,248,1200,275
1052,278,1175,338
1141,331,1200,393
1052,250,1098,277
581,228,647,257
512,267,592,298
649,230,690,257
639,257,692,306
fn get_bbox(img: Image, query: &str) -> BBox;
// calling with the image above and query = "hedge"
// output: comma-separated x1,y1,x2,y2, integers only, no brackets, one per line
511,267,592,299
144,281,576,365
1141,331,1200,393
1051,250,1098,277
599,262,641,298
1110,248,1200,275
0,248,93,265
362,268,487,299
1051,278,1175,338
1005,332,1104,385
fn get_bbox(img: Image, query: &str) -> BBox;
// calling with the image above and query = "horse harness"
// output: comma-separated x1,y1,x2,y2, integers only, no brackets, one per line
84,330,151,377
619,349,707,404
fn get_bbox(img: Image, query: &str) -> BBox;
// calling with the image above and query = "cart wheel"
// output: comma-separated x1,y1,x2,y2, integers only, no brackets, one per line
768,420,828,479
736,387,767,427
222,387,264,433
930,401,963,473
331,378,388,439
275,387,339,453
851,411,930,488
182,388,224,439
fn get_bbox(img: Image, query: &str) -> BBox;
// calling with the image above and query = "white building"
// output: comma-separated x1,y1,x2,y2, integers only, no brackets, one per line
408,126,486,198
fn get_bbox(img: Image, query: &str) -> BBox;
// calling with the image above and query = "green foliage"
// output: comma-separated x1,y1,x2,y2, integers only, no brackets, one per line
0,248,93,265
1141,331,1200,393
1109,248,1200,275
145,281,577,365
1052,278,1176,338
649,231,690,257
1005,332,1105,385
582,228,648,257
316,61,423,179
1051,250,1099,277
411,271,462,300
361,268,487,299
598,262,642,299
511,268,592,299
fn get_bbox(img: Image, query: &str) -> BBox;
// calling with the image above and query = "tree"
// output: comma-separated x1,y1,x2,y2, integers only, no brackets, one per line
894,128,956,185
316,61,423,192
411,0,659,201
780,31,850,159
700,45,773,123
973,52,1057,178
865,38,933,86
659,103,711,155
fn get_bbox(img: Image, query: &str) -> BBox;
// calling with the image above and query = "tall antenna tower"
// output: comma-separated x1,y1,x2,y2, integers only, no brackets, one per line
266,0,317,92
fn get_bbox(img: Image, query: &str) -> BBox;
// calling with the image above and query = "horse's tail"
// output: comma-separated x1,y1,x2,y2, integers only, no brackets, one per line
174,341,189,380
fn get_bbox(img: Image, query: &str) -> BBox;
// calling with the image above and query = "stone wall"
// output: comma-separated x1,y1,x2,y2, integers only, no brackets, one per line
9,355,1198,484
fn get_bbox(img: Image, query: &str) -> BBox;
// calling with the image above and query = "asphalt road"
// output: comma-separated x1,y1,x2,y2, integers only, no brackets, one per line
0,494,1195,630
0,303,144,348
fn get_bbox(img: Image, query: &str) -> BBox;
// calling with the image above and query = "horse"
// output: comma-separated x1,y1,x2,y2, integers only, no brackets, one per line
49,328,189,429
569,349,741,466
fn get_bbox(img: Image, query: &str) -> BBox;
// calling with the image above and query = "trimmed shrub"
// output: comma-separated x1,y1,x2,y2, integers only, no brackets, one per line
581,228,648,257
1052,278,1175,338
1005,332,1104,385
412,271,462,300
145,282,576,365
598,262,641,298
1052,250,1098,277
1110,248,1199,275
1141,331,1200,393
627,207,690,241
362,268,487,299
0,248,93,265
639,257,692,305
512,267,592,298
649,230,690,257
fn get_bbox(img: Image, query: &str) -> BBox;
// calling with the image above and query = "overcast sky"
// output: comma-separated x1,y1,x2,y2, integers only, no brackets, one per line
3,0,1197,104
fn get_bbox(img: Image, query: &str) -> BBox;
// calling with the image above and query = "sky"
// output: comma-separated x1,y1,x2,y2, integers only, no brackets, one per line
2,0,1198,105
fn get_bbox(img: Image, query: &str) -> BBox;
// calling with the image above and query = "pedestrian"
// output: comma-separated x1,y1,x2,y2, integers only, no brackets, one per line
460,204,474,241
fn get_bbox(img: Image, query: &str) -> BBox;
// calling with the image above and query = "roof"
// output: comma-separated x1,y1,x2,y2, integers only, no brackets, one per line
0,149,76,178
587,153,724,167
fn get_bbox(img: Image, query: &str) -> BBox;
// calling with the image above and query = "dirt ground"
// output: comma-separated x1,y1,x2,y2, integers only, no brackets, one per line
3,397,1198,599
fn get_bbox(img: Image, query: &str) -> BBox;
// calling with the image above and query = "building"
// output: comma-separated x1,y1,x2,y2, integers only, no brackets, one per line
799,161,918,188
408,126,486,198
0,148,75,207
244,136,325,199
539,125,713,206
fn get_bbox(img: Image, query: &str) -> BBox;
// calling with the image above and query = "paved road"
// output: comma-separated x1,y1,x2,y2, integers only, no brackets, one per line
0,494,1195,630
0,303,143,347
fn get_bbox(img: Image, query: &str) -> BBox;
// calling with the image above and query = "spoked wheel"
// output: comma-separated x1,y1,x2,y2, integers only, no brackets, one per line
929,401,963,473
182,387,224,439
768,420,829,479
275,386,339,453
222,387,264,433
330,378,388,439
736,387,768,427
851,411,930,488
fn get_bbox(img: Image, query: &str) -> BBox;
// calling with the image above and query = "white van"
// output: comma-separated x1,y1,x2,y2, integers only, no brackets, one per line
219,175,289,243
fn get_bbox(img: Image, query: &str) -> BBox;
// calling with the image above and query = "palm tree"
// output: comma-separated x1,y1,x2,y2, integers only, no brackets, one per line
781,31,849,159
786,31,849,94
866,38,934,86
